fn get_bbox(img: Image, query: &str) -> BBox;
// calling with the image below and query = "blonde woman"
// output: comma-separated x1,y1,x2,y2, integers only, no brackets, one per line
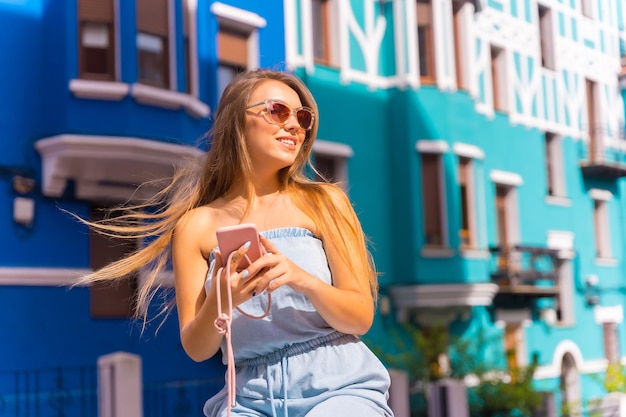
82,69,393,417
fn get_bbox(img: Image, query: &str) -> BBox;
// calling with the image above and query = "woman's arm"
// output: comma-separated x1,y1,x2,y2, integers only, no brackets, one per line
252,188,375,335
173,208,262,362
173,209,224,362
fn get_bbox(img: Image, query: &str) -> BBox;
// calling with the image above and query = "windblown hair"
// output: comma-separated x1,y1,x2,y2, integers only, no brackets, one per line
77,68,378,327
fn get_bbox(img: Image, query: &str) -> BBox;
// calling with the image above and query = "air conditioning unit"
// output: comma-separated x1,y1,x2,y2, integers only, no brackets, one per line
426,379,469,417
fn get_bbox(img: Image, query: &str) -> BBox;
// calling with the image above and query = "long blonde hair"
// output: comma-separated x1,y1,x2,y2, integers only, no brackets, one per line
77,68,377,325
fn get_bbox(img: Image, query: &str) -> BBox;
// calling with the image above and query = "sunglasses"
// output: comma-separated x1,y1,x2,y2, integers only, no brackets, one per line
246,99,315,131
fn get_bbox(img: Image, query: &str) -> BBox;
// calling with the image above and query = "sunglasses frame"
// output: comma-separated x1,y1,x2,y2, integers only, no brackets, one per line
246,99,315,131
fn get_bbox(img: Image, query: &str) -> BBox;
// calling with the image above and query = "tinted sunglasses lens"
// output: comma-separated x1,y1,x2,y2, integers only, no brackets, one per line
267,101,291,124
296,109,313,130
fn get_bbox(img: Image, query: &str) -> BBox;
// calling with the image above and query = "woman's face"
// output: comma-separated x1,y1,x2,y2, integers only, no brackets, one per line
244,80,309,172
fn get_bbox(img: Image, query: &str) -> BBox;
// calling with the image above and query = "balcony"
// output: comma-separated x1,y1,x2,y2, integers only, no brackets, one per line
489,245,562,305
580,126,626,178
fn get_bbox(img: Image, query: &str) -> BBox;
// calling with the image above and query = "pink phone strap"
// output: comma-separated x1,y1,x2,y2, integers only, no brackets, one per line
213,248,271,416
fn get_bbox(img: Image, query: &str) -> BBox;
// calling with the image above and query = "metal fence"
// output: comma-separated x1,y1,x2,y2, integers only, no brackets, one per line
0,366,97,417
0,364,223,417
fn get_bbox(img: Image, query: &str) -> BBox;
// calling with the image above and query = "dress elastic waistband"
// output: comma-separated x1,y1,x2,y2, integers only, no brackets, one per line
235,332,357,369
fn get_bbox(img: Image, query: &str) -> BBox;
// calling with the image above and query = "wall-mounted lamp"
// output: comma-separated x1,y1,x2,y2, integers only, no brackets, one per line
585,274,600,306
12,175,36,227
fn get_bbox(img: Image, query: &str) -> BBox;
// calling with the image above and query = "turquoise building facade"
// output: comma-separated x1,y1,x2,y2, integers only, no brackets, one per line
3,0,626,415
283,0,626,415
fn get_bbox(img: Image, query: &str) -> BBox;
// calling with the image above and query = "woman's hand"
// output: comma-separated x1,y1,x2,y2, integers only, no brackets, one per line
245,235,313,295
213,242,262,308
246,235,374,335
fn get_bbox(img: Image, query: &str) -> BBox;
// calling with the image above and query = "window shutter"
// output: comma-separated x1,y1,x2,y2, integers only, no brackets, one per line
218,27,248,67
79,0,114,22
136,0,169,36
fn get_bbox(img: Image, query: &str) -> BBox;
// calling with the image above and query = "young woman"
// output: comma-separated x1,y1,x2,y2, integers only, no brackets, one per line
80,69,393,417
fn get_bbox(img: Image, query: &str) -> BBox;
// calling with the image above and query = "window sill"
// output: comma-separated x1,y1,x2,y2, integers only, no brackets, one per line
545,195,571,206
69,79,130,100
131,83,210,118
421,247,455,258
460,249,490,259
595,257,618,267
68,79,210,118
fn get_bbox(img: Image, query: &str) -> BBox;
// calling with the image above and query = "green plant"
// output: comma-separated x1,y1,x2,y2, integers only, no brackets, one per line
603,362,626,392
366,321,543,417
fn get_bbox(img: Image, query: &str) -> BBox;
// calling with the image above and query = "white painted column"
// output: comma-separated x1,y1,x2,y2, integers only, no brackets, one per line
98,351,143,417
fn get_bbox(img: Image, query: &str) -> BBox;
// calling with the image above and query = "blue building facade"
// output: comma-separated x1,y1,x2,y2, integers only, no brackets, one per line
0,0,288,415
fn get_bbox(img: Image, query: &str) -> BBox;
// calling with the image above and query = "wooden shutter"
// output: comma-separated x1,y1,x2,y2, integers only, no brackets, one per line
218,27,248,67
79,0,114,22
136,0,168,36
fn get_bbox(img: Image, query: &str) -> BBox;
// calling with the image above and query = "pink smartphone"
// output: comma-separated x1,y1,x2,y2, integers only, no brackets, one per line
216,223,263,271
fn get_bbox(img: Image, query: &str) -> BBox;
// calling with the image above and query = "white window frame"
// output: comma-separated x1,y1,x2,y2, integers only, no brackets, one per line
590,189,613,261
311,139,353,185
537,3,556,71
547,230,576,325
417,140,452,257
490,45,509,113
211,2,266,71
454,143,485,252
545,132,567,202
309,0,340,68
490,170,521,248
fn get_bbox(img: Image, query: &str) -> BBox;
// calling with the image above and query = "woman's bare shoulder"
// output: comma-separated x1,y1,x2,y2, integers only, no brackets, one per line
173,206,220,256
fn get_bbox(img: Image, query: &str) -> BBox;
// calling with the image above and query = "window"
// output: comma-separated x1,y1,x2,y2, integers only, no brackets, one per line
586,79,601,162
217,26,248,98
312,0,333,65
504,323,524,369
183,0,192,94
580,0,592,18
458,157,477,248
452,2,466,89
603,322,620,363
78,0,116,80
490,46,508,112
417,0,436,83
560,353,580,416
211,3,265,99
545,133,565,197
591,191,611,258
421,153,445,247
312,140,353,185
89,206,138,318
538,5,555,70
136,0,170,89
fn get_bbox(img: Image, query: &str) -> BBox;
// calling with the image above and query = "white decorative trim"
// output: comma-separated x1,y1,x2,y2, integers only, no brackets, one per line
421,248,455,258
0,267,92,286
594,305,624,324
389,283,499,315
181,95,210,118
489,169,523,186
453,143,485,160
547,230,574,250
545,196,571,206
595,257,618,267
69,79,130,100
416,140,449,154
210,2,267,29
131,83,186,109
534,339,608,379
495,308,531,325
35,134,204,200
589,188,613,201
459,249,490,259
312,140,354,157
